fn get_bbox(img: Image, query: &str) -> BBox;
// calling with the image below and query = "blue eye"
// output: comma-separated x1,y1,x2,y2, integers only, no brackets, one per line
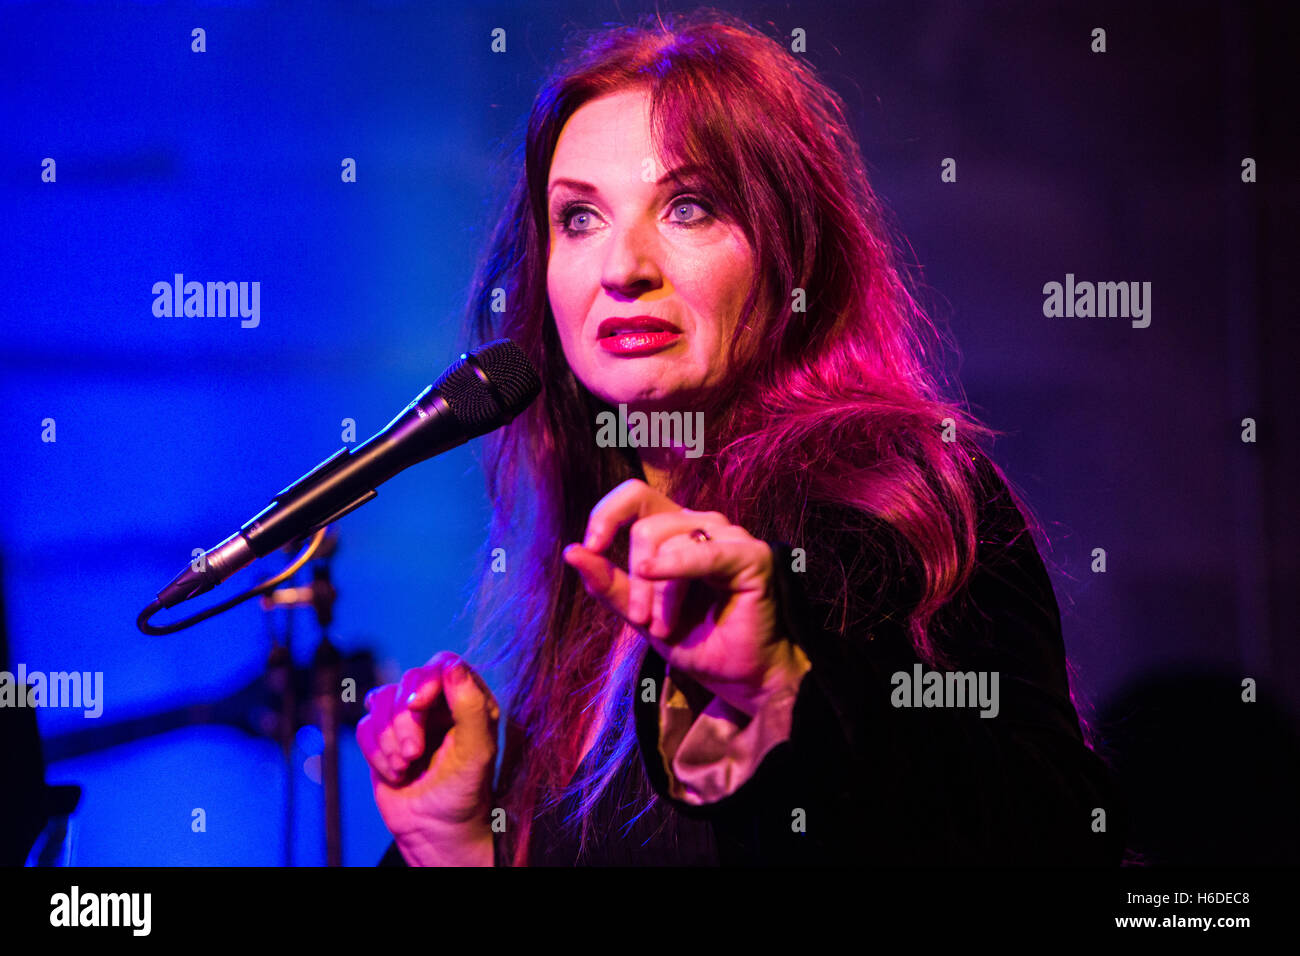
553,195,715,236
559,204,598,234
668,198,711,225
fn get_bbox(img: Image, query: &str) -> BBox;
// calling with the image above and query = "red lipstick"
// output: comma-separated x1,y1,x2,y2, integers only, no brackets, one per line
596,316,683,356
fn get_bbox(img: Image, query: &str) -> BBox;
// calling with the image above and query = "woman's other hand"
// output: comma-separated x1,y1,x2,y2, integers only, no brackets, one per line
357,651,498,866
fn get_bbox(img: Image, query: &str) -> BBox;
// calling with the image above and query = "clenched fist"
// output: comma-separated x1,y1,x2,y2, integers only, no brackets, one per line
357,651,498,866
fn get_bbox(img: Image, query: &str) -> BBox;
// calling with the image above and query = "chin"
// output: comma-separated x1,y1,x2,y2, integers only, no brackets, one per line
575,356,709,410
592,386,665,407
603,385,705,413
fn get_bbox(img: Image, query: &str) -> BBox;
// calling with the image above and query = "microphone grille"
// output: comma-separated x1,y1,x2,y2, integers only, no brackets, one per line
433,338,541,434
473,338,543,411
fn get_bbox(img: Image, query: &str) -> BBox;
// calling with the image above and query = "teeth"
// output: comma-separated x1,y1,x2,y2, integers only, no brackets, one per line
602,324,677,338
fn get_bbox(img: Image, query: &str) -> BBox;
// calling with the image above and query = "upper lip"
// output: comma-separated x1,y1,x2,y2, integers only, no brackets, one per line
596,315,682,338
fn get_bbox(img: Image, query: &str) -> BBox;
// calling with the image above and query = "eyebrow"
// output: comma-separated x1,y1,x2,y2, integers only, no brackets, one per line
546,164,707,199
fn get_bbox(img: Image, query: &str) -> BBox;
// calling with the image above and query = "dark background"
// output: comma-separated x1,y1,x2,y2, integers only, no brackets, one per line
1,0,1295,865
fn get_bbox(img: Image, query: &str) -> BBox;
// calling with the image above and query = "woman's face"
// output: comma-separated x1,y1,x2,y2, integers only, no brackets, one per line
545,89,755,412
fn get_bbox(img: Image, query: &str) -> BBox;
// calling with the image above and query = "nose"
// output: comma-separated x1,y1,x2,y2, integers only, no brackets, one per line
600,220,663,298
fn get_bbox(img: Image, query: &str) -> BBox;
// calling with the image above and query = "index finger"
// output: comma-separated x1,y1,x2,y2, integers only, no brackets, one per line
583,478,680,552
399,666,445,711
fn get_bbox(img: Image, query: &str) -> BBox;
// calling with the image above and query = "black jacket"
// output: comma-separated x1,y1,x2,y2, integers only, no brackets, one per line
381,459,1127,866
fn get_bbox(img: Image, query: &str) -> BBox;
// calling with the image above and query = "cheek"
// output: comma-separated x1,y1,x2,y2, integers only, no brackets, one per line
548,239,596,298
546,257,579,339
692,243,754,339
547,256,595,374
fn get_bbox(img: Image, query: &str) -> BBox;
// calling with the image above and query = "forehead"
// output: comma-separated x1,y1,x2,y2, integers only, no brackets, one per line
548,90,660,178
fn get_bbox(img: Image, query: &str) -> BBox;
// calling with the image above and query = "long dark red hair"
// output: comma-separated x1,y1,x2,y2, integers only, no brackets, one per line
462,9,1045,866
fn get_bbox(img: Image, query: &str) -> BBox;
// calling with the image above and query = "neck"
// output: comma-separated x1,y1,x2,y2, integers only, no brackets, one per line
638,447,678,496
618,393,722,495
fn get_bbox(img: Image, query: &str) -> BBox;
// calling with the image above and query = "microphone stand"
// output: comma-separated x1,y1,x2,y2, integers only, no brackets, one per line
312,593,343,868
264,618,296,867
261,530,344,866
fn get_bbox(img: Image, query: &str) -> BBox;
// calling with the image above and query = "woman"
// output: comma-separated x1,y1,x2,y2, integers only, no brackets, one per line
358,11,1126,867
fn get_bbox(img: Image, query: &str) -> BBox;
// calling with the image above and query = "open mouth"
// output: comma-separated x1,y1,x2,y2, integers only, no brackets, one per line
596,316,683,357
597,316,682,338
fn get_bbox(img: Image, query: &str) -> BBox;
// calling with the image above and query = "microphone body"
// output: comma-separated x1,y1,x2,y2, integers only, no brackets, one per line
153,340,539,611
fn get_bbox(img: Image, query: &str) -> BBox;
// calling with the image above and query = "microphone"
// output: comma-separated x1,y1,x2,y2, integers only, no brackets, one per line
151,339,541,611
